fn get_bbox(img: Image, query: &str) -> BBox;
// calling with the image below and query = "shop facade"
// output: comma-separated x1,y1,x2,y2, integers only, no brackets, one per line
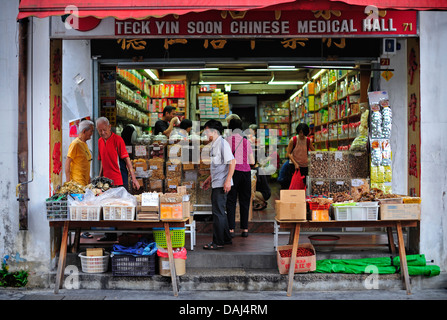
1,0,447,286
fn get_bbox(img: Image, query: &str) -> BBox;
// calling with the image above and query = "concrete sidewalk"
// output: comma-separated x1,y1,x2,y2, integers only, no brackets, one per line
1,287,447,300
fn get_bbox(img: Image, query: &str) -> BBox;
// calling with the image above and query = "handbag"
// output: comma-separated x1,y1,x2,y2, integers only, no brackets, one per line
289,169,306,190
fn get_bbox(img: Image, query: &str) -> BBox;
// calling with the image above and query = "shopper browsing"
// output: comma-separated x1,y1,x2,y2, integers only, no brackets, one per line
282,123,315,189
201,119,236,250
225,118,255,238
153,105,179,137
95,117,140,242
64,120,94,186
178,119,193,138
253,166,271,211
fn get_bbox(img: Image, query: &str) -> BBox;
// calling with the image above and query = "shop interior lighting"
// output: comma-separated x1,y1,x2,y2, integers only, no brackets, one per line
268,80,304,85
162,67,219,72
311,69,327,79
245,68,299,71
144,69,159,81
199,81,251,85
289,88,303,100
268,65,296,69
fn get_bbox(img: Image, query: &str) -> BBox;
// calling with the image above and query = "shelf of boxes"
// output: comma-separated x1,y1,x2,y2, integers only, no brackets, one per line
100,68,151,129
197,91,230,122
149,81,187,125
258,101,290,167
293,69,362,151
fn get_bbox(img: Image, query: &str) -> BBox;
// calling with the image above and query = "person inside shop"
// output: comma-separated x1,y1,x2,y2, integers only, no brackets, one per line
178,119,192,138
201,119,236,250
64,119,94,239
281,123,315,189
153,105,179,137
96,116,140,241
253,166,271,211
225,118,255,238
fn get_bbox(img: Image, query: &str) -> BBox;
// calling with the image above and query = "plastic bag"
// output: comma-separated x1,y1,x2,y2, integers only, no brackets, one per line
289,169,306,190
112,238,157,256
157,247,187,260
96,186,137,206
67,186,137,207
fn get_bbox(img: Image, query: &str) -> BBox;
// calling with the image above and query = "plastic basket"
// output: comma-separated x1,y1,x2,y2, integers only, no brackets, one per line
103,205,135,221
70,205,101,221
111,254,156,277
308,202,331,211
46,200,68,221
334,202,379,221
153,227,185,248
78,252,110,273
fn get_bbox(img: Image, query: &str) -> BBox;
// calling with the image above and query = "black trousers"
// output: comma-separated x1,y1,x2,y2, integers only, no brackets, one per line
226,170,252,230
212,187,232,245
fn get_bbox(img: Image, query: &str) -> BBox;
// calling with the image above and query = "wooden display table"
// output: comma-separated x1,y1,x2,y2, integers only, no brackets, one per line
275,219,420,296
49,219,188,296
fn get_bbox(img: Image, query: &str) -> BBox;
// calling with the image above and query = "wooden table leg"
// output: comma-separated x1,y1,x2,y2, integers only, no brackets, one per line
54,221,69,294
71,228,81,253
287,223,300,297
396,222,412,295
386,227,396,254
164,222,178,297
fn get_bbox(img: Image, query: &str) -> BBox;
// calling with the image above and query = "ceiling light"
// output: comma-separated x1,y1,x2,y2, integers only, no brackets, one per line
199,81,250,85
144,69,159,81
290,88,303,100
268,80,304,85
245,68,298,71
311,69,326,79
162,68,219,72
268,65,296,69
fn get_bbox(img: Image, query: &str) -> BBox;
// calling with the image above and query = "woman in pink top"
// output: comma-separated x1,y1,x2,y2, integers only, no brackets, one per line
225,118,255,237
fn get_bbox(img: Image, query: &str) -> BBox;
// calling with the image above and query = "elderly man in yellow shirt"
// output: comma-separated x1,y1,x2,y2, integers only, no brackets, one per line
65,120,94,186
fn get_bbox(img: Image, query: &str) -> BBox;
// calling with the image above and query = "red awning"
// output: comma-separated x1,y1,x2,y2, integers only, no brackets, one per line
17,0,297,19
331,0,447,10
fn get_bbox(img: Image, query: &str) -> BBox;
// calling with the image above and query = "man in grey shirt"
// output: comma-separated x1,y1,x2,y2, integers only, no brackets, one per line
202,120,236,250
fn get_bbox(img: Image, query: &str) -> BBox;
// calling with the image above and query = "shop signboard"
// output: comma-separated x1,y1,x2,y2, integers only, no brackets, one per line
50,9,418,39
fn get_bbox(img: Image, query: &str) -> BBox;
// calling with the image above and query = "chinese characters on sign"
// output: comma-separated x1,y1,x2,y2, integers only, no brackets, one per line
114,10,417,37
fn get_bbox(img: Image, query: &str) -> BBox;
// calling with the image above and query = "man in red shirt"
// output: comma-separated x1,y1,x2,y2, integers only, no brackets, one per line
96,117,140,189
95,117,140,242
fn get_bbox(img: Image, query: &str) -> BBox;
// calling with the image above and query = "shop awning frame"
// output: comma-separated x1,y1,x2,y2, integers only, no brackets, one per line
17,0,297,20
18,0,447,21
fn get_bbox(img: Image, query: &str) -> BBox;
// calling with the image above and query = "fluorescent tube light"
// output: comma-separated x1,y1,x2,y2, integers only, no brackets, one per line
268,65,296,69
144,69,159,81
162,68,219,72
199,81,250,85
268,80,304,85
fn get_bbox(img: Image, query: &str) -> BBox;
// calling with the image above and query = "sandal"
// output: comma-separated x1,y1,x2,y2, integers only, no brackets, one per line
81,232,93,239
203,242,224,250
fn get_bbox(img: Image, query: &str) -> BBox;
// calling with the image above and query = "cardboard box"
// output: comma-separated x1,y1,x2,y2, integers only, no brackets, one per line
275,190,307,221
380,203,421,220
277,243,316,274
159,257,186,276
86,248,104,257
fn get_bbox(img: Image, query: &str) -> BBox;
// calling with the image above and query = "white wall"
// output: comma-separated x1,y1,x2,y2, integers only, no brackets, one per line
419,11,447,271
0,0,20,259
379,39,408,195
0,2,51,269
62,40,94,182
